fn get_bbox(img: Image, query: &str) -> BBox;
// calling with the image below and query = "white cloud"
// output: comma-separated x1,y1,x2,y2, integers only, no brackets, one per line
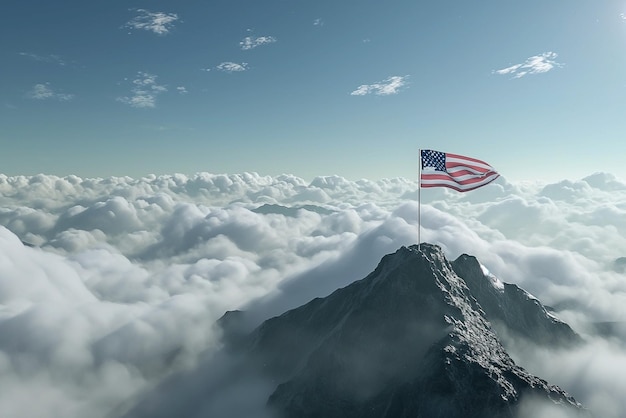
176,86,188,94
27,83,74,101
117,72,167,108
216,62,249,73
19,52,67,66
239,35,277,50
502,334,626,418
125,9,179,35
350,75,409,96
0,171,626,417
493,52,562,79
313,18,324,26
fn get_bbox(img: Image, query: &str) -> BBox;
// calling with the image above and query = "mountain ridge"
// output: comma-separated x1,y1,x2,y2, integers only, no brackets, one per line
125,243,590,418
247,244,587,417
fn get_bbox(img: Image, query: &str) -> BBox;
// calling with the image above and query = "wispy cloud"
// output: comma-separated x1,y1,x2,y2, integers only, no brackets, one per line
621,13,626,20
240,35,277,50
19,52,67,66
350,75,409,96
493,52,562,79
124,9,179,35
176,86,188,94
117,72,167,108
27,83,74,101
216,62,249,73
313,18,324,26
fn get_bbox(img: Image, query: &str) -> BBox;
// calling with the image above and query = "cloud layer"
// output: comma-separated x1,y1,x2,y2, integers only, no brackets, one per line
0,171,625,417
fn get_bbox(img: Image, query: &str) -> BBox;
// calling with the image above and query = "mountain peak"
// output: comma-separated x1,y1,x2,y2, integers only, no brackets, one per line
259,244,586,417
126,243,589,418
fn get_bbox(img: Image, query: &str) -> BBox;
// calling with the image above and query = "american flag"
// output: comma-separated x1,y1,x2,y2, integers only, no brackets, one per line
420,149,499,192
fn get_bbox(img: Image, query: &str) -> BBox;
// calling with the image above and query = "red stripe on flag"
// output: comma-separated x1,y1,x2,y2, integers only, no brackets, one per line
420,150,499,192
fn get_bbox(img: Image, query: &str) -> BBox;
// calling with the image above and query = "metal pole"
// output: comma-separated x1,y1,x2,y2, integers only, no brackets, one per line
418,149,421,251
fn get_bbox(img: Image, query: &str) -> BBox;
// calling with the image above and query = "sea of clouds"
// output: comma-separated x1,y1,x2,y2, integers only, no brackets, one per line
1,171,625,417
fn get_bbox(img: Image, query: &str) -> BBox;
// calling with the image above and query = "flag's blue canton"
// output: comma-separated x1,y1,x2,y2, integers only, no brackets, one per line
422,150,446,172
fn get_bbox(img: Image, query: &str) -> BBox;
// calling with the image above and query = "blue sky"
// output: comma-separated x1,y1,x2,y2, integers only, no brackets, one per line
2,0,626,182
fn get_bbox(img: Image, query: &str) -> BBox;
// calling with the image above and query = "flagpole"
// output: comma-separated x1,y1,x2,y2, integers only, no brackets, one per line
418,149,421,251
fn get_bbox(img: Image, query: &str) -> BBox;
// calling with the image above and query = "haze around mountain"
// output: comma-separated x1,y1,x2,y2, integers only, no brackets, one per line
1,172,625,417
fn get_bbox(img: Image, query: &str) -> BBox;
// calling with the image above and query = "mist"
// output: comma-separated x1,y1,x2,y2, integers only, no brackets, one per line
1,171,625,417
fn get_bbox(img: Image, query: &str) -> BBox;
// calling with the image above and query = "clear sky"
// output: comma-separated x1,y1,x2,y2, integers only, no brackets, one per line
2,0,626,182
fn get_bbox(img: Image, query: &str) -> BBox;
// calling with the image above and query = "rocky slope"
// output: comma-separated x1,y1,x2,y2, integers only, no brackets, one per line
124,243,589,418
247,244,587,417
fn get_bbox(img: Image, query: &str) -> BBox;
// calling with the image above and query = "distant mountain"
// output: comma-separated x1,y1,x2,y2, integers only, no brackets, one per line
252,204,334,217
613,257,626,273
124,244,589,418
589,321,626,345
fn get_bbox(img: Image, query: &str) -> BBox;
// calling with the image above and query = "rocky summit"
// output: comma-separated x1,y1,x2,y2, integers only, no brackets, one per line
125,243,590,418
248,244,587,417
